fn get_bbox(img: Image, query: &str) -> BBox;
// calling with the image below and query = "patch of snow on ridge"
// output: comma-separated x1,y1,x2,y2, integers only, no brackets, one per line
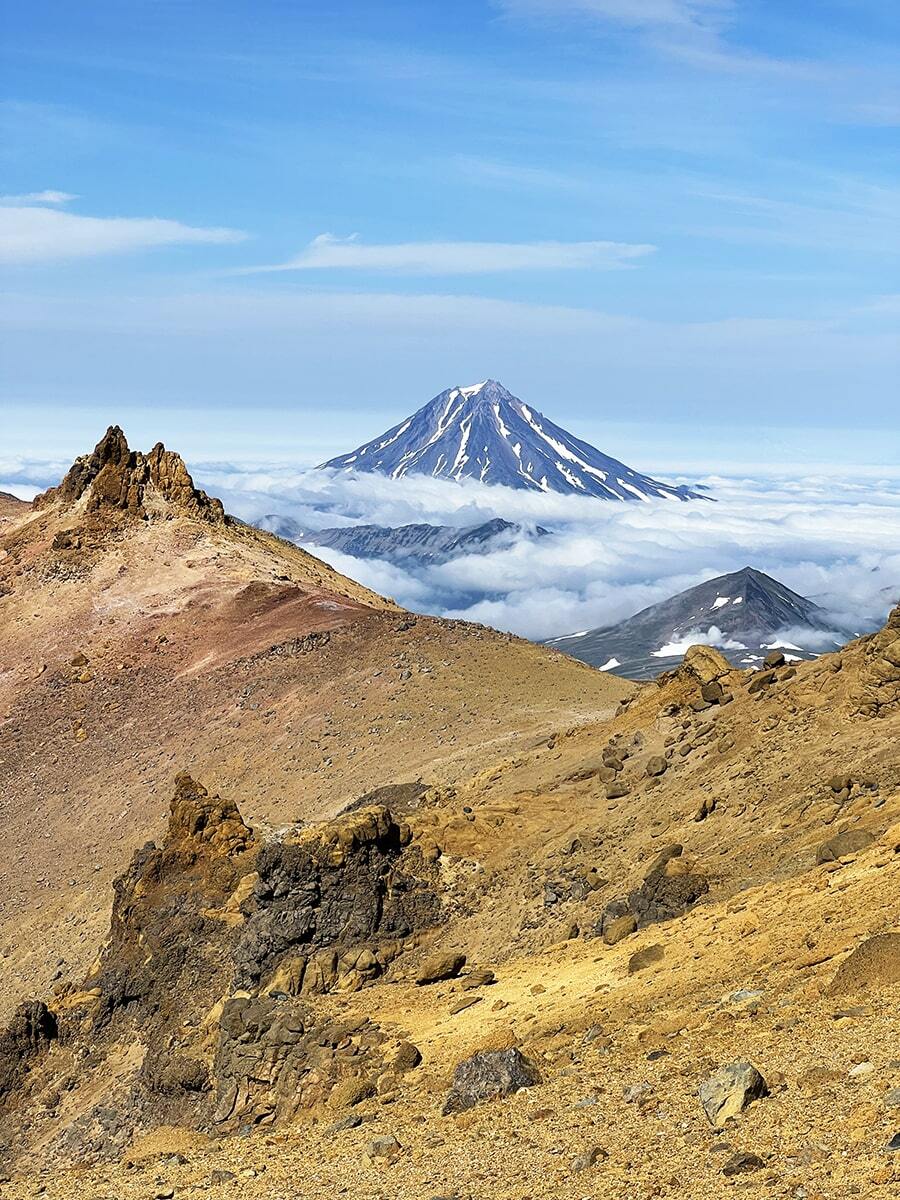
712,596,730,609
652,625,748,657
599,657,621,671
762,639,803,651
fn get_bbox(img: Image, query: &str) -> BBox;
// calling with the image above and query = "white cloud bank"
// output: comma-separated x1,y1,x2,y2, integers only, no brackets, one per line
188,466,900,643
3,456,898,644
0,204,246,264
240,232,655,275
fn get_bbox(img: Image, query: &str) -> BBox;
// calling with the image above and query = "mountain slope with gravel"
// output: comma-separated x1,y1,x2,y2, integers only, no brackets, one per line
1,434,898,1199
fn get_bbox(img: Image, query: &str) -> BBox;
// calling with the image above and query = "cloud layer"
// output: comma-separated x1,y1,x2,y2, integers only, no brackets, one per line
195,466,900,642
4,455,898,645
241,232,655,275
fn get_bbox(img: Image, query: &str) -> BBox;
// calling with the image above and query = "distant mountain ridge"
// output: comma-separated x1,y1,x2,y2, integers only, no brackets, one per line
257,515,550,567
547,566,844,679
321,379,705,501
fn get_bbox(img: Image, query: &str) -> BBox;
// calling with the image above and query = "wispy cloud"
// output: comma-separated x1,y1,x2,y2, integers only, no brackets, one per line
497,0,732,33
0,204,247,265
0,189,77,205
497,0,819,79
238,232,655,276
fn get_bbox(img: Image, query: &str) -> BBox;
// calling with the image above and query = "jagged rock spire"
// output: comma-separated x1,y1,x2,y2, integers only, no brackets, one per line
34,426,225,523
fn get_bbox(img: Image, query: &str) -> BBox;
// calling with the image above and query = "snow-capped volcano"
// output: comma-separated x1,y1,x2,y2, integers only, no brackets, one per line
320,379,703,501
546,567,844,679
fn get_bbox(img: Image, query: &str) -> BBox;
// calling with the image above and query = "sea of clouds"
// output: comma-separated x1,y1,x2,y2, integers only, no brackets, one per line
192,465,900,642
4,456,899,643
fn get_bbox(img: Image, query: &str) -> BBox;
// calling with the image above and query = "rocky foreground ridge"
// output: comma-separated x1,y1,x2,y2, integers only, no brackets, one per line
0,601,898,1197
1,436,899,1197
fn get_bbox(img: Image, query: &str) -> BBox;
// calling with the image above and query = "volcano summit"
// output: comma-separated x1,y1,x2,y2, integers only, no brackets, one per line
321,380,703,501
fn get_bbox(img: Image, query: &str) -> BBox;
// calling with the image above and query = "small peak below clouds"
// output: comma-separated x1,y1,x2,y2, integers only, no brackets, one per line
546,566,846,679
321,380,705,502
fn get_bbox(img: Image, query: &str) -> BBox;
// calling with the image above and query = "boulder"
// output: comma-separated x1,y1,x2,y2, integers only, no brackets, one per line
763,650,785,669
392,1042,422,1072
722,1151,765,1176
747,670,777,694
602,913,636,946
416,952,466,985
461,968,496,991
830,933,900,995
699,1062,768,1128
628,944,665,974
442,1048,541,1115
645,756,668,778
681,645,731,684
700,680,726,704
815,828,875,864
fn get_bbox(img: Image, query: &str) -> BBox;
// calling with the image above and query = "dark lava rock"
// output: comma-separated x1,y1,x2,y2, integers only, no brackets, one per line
0,1001,57,1100
722,1150,765,1175
442,1048,541,1115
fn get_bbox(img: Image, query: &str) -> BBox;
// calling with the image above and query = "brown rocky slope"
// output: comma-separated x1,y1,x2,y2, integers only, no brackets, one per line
0,429,629,1022
0,585,897,1195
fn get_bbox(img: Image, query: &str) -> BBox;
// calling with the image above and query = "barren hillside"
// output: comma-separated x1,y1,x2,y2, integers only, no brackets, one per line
0,430,628,1019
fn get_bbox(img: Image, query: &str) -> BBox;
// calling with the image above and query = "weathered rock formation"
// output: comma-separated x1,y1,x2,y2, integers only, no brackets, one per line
0,775,440,1167
854,604,900,717
34,425,225,523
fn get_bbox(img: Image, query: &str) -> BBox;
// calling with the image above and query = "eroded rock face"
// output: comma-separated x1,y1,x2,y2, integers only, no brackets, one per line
0,776,441,1167
34,426,225,524
0,1002,57,1104
213,997,386,1129
91,773,255,1032
854,605,900,717
234,806,440,995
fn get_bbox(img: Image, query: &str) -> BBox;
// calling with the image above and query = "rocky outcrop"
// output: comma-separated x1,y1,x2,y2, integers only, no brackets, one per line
599,845,709,941
0,775,441,1167
212,997,387,1130
234,806,440,995
90,773,255,1032
442,1048,541,1115
0,1001,57,1105
34,425,225,523
854,605,900,717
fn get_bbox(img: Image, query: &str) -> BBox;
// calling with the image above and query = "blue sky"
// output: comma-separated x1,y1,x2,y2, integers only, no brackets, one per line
1,0,898,469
